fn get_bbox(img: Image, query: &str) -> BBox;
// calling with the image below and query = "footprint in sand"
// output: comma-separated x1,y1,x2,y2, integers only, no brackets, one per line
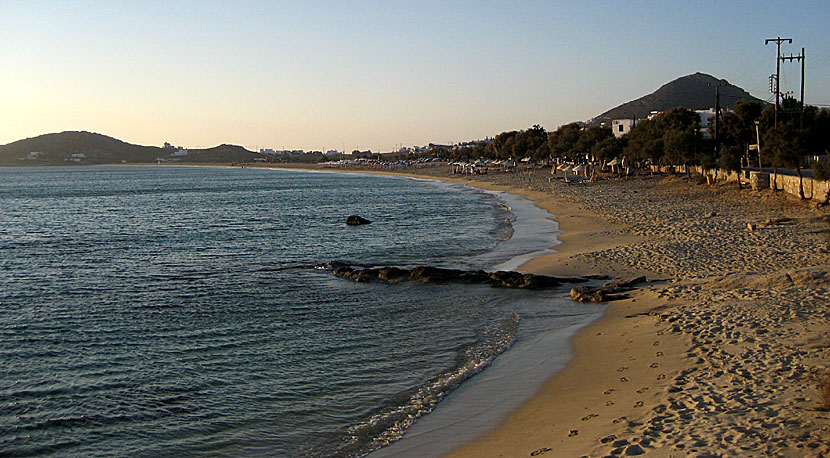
627,339,634,344
530,447,553,456
629,356,637,361
657,330,665,336
600,434,617,444
617,366,628,372
637,387,649,393
620,377,629,382
606,400,615,406
634,401,644,407
568,430,579,437
581,414,598,421
650,362,660,368
653,340,661,346
657,374,666,380
656,351,664,357
604,388,616,395
613,416,627,424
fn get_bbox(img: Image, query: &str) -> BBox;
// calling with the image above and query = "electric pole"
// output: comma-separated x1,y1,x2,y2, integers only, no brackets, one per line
765,37,792,128
715,85,720,148
781,47,805,127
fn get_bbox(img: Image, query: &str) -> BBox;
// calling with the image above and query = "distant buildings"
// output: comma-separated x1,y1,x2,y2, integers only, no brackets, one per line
612,108,717,139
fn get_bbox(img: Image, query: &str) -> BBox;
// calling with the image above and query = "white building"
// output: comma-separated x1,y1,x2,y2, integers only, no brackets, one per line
611,119,636,138
696,109,716,139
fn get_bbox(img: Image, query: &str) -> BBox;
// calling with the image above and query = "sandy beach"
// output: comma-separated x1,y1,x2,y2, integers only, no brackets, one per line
253,162,830,456
269,163,830,457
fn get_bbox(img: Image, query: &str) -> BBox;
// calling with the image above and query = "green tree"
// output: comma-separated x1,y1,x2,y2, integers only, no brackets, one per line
624,118,663,164
592,136,624,162
814,161,830,206
719,145,744,189
575,126,612,160
548,123,581,159
492,131,517,159
716,99,764,147
663,127,700,176
511,125,548,159
764,123,809,199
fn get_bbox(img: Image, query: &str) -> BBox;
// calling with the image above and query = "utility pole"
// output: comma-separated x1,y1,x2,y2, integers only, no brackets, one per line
781,47,806,127
707,83,722,155
714,85,720,149
765,37,792,128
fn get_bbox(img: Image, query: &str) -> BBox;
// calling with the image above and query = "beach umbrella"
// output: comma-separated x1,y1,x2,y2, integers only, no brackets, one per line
572,163,590,178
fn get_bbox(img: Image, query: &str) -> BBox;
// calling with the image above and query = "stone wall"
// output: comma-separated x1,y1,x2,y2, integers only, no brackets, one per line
651,165,830,202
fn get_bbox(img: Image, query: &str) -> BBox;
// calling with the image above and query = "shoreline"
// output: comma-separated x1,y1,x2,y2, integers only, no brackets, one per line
89,163,830,455
263,164,675,456
262,163,829,457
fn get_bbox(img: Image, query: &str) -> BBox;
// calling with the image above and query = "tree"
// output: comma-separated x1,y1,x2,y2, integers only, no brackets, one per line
764,123,809,199
719,145,744,189
658,108,702,176
492,131,517,159
624,118,663,165
510,125,548,159
592,136,624,162
663,127,700,177
716,99,763,148
548,123,582,159
814,161,830,207
575,126,612,160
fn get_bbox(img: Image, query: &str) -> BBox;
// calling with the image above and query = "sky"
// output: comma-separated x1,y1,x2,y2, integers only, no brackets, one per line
1,0,829,152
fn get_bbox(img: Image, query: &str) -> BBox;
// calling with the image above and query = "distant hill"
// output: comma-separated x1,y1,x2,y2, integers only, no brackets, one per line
594,72,768,122
0,131,261,165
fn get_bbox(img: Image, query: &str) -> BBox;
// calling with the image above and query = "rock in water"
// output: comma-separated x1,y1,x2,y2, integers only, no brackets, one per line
346,215,372,225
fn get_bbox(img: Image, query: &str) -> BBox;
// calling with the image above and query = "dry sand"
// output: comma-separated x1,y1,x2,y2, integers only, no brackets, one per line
262,163,830,456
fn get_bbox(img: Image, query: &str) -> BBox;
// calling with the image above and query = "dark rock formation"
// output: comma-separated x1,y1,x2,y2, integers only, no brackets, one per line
346,215,372,225
569,276,648,303
329,264,602,290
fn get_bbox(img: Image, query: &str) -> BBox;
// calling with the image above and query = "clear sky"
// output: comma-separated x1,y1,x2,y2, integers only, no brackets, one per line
2,1,828,152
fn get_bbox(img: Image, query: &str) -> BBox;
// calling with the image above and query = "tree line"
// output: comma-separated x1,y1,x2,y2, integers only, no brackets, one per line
440,100,830,190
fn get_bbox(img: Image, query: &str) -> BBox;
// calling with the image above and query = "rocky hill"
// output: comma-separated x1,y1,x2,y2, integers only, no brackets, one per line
0,131,261,165
595,72,767,122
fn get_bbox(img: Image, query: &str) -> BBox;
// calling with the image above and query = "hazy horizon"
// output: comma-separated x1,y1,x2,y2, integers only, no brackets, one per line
2,0,829,152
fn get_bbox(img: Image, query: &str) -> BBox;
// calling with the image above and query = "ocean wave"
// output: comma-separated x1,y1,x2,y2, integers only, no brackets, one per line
334,312,521,458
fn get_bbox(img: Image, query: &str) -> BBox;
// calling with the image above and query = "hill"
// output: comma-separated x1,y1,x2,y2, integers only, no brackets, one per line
594,72,768,122
0,131,261,165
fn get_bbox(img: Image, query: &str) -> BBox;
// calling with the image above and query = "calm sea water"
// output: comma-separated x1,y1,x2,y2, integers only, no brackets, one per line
0,166,595,457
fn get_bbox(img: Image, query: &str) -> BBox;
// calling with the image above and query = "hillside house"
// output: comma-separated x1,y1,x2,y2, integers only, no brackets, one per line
611,119,636,138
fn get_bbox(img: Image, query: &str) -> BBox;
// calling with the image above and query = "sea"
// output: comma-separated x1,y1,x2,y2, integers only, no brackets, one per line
0,166,604,457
